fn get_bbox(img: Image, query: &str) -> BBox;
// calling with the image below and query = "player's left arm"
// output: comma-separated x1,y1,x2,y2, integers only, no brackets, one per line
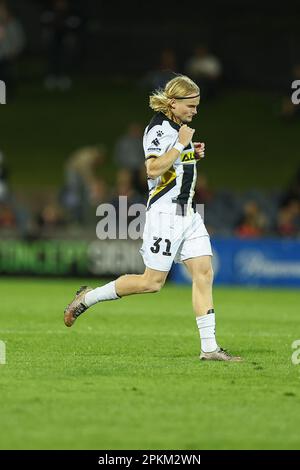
193,142,205,160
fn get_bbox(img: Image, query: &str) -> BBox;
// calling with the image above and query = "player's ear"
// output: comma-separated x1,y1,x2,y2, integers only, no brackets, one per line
170,98,176,110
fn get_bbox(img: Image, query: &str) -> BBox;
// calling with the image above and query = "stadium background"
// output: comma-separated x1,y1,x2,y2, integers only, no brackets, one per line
1,0,300,451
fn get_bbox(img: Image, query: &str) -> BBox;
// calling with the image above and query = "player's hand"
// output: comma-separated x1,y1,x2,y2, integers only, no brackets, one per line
194,142,205,160
178,124,195,147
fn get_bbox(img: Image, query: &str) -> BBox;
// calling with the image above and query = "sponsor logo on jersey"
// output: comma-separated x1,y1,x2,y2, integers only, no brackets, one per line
181,151,195,163
151,138,160,146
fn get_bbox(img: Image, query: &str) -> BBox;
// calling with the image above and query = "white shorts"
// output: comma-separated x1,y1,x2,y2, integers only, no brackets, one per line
139,203,212,272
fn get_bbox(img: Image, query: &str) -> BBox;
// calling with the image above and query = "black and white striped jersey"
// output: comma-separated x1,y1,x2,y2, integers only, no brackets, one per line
143,112,197,211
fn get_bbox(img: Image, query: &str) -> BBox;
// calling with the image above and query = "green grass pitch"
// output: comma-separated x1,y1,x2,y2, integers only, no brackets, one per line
0,277,299,450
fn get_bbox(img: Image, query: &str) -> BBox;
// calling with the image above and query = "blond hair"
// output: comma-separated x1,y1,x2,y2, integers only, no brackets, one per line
149,75,200,114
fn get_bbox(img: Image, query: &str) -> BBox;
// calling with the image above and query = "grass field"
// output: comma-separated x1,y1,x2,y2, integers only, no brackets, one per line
0,278,299,450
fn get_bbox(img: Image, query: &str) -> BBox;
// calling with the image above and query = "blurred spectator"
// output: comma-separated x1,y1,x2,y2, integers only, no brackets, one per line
142,48,177,90
111,169,144,203
185,45,222,100
110,169,145,227
88,179,108,207
0,0,25,97
280,64,300,120
276,199,300,237
0,201,15,228
41,0,84,90
60,145,107,224
235,200,268,238
114,122,145,192
0,150,30,237
36,202,65,230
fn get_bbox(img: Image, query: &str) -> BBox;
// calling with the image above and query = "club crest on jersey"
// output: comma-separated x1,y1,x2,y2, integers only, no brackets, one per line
181,151,195,163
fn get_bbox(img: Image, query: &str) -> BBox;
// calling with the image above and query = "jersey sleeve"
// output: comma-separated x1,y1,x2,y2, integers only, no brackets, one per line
143,125,177,161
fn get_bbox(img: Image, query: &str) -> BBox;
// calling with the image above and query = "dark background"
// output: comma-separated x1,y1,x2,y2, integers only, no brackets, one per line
1,0,300,242
8,0,300,87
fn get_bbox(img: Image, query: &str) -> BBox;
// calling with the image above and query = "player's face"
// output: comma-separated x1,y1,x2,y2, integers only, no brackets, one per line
172,95,200,123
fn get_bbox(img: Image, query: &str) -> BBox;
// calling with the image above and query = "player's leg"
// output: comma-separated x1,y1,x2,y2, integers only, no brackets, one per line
183,255,214,317
183,255,217,352
184,256,241,362
115,267,168,296
64,205,179,327
177,209,242,361
64,267,168,327
85,266,168,305
183,255,241,361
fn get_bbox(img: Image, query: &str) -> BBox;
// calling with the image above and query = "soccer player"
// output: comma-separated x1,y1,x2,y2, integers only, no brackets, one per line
64,75,242,362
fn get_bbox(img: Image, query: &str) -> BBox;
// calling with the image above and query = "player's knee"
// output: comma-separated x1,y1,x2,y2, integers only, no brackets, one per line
142,277,165,293
148,280,165,293
194,265,214,286
204,265,214,283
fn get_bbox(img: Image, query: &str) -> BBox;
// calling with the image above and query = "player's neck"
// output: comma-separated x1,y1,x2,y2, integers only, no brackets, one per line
165,110,182,126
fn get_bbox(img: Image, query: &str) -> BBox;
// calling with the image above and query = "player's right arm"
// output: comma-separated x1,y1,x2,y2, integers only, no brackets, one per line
145,125,195,179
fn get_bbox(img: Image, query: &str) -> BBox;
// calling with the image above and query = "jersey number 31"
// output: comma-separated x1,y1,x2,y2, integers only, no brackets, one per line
150,237,172,256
